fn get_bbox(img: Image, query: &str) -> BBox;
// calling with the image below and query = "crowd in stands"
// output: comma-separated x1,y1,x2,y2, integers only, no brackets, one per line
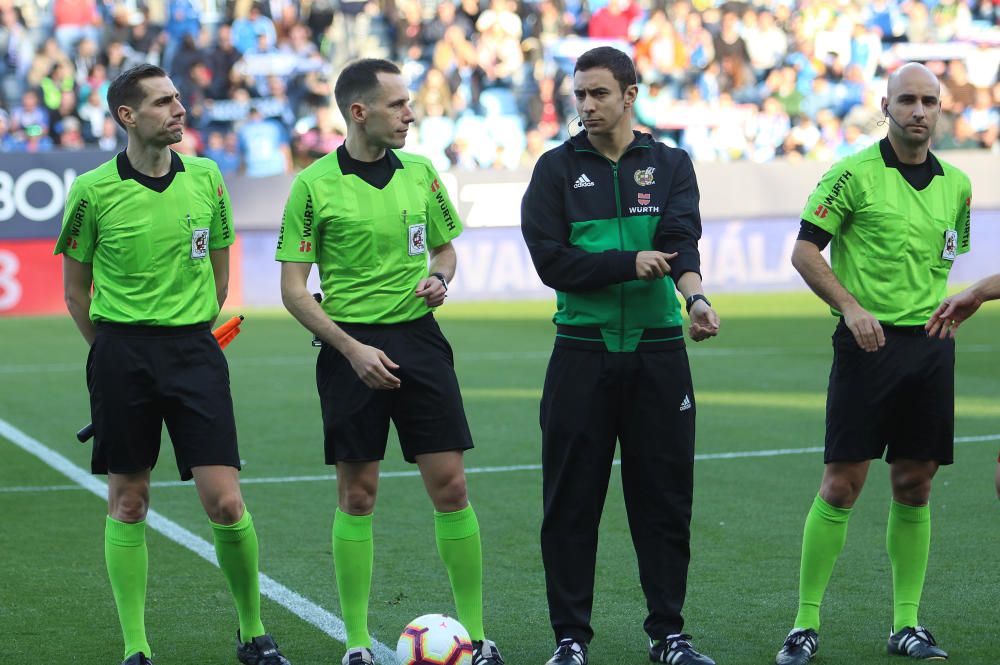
0,0,997,174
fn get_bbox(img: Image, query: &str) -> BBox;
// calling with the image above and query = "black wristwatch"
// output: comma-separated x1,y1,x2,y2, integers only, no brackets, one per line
430,272,448,292
685,293,711,313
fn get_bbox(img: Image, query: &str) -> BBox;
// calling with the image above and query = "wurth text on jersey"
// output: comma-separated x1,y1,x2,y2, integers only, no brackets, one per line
70,198,88,237
823,171,853,208
434,189,456,232
302,194,314,239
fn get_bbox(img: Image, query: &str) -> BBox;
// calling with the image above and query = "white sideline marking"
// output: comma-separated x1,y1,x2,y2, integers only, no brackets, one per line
1,344,996,374
4,434,998,494
0,418,396,664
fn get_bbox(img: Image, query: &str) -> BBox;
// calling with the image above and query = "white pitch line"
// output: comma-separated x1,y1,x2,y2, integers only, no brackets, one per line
5,434,998,494
0,418,396,664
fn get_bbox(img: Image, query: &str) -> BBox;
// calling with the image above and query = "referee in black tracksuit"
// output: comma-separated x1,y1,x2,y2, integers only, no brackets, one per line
520,47,719,665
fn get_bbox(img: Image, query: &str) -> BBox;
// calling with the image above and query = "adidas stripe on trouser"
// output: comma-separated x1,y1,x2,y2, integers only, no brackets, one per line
539,346,696,643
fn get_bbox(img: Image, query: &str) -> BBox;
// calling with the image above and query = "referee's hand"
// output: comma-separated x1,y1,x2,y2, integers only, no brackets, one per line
415,276,447,307
843,303,885,352
688,300,720,342
346,343,401,390
636,251,678,280
926,288,982,339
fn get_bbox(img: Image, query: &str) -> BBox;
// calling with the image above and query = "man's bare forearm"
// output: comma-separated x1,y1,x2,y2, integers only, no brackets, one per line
66,290,96,345
675,271,705,300
970,274,1000,302
280,266,359,357
63,256,96,345
283,289,360,356
791,240,858,312
428,242,457,282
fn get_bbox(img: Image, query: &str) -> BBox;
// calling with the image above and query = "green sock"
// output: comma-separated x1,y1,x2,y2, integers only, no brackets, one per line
105,516,151,660
435,504,485,641
333,509,374,649
887,500,931,632
793,494,852,631
211,508,266,641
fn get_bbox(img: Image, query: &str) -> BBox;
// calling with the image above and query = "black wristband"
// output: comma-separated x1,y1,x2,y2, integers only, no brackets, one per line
685,293,711,313
430,272,448,291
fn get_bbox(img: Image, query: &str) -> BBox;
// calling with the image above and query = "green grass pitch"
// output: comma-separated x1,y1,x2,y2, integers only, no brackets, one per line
2,292,998,663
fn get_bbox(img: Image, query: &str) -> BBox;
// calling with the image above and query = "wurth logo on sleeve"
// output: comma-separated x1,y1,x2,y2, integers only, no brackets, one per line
431,179,440,192
69,199,88,237
219,194,231,240
822,170,853,207
302,195,314,238
433,189,456,232
814,204,829,219
299,241,312,252
962,196,971,250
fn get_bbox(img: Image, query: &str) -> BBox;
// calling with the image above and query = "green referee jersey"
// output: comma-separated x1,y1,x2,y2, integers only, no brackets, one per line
802,140,972,326
54,151,235,326
275,148,462,324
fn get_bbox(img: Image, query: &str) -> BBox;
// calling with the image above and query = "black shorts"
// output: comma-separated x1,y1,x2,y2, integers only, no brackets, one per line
316,313,474,464
825,320,955,465
87,322,240,481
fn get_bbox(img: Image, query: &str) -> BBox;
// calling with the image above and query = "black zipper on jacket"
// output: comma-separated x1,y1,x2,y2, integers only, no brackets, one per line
574,142,650,351
612,161,624,349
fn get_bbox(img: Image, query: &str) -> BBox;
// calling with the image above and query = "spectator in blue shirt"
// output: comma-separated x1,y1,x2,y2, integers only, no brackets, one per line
237,106,291,177
232,3,277,54
164,0,201,70
0,109,24,151
11,90,49,134
205,130,242,177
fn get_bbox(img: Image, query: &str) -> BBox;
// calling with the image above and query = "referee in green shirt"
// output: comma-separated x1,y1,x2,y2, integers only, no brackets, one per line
276,59,503,665
55,65,290,665
775,63,972,665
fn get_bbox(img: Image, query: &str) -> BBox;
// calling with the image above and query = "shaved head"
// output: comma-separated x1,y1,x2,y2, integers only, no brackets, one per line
886,62,940,99
882,62,941,156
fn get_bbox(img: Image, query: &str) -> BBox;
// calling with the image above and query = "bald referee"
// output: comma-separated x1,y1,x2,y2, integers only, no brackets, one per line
56,65,290,665
277,58,503,665
774,63,972,665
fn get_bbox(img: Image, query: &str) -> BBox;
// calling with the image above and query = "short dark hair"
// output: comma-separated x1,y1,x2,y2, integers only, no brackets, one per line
334,59,402,120
574,46,637,93
106,64,168,129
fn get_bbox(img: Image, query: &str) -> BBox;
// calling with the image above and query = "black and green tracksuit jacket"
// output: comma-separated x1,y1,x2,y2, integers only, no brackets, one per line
520,131,702,352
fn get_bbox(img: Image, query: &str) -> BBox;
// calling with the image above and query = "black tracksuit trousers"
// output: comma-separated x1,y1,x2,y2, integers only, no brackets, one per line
540,342,697,645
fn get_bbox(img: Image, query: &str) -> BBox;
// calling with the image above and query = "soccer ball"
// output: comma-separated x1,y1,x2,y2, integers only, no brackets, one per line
396,614,474,665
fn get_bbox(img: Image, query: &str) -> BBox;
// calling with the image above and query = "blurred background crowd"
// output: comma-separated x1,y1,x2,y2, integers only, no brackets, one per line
0,0,997,174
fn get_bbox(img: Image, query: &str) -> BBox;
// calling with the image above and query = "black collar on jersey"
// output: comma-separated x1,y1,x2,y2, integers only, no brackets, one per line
879,138,943,191
337,144,403,190
569,129,655,155
116,150,185,193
